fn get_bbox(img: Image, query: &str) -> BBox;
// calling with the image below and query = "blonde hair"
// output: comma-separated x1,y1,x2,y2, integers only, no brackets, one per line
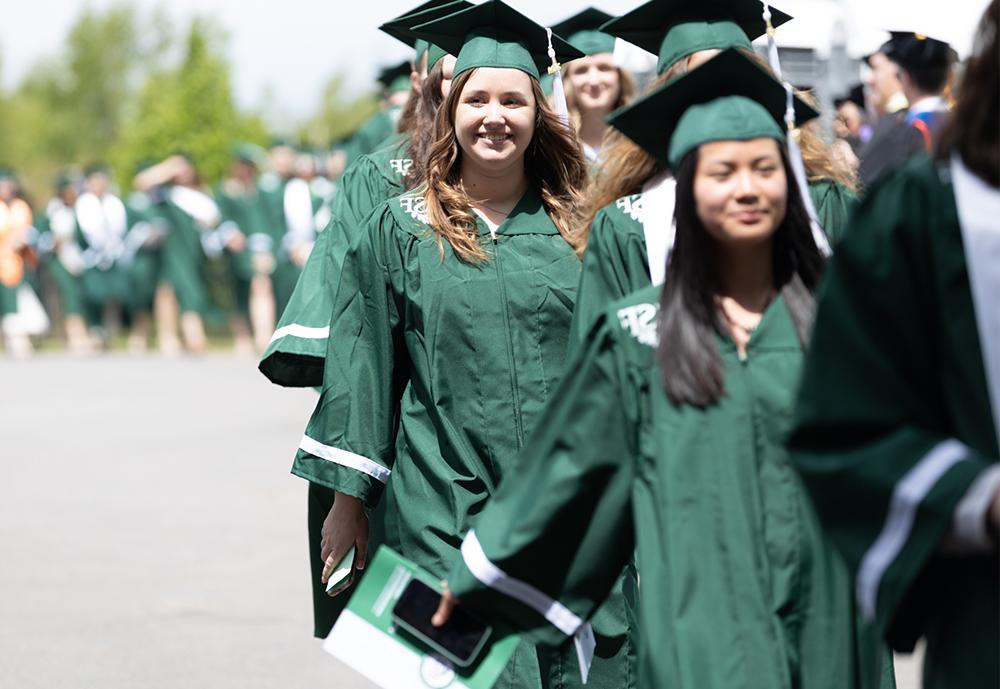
575,49,856,254
563,63,636,133
423,69,588,264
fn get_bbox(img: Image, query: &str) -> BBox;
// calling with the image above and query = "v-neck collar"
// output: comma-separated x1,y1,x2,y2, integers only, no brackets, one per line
716,294,801,356
472,185,559,237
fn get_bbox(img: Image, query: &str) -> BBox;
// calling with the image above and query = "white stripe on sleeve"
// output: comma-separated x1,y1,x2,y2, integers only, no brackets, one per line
460,529,584,637
299,435,390,484
856,438,971,620
270,324,330,344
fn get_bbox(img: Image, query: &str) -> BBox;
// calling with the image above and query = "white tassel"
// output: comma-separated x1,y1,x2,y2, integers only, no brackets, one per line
760,1,782,79
784,83,832,257
545,27,571,127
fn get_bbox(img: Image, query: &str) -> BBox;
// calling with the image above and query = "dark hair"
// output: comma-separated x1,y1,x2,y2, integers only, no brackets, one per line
905,64,952,94
937,0,999,188
404,59,447,190
656,144,826,407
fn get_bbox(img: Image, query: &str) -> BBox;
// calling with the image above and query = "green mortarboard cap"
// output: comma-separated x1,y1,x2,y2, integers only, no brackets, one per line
378,60,414,91
411,0,584,80
232,143,266,167
54,170,79,190
602,0,793,75
380,1,473,69
607,48,817,168
551,8,618,56
270,136,295,149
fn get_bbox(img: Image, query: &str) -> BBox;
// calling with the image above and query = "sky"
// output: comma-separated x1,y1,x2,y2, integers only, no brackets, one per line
1,0,989,127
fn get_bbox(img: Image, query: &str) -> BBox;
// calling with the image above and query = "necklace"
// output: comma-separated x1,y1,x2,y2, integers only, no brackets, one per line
715,291,774,334
474,201,513,216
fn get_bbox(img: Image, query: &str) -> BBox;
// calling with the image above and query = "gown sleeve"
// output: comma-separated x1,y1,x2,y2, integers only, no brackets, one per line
290,204,409,508
448,314,638,647
568,209,635,355
789,167,996,641
259,155,390,387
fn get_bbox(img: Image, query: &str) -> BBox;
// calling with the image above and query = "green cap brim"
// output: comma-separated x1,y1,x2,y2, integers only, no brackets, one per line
601,0,793,74
411,0,584,80
606,48,818,168
551,8,618,56
380,0,473,63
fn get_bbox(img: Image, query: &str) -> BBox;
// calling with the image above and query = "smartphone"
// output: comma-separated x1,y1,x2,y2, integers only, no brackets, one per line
391,578,492,668
325,545,356,597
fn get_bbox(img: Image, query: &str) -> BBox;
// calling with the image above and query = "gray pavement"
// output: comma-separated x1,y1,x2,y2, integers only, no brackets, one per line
0,353,922,689
0,353,376,689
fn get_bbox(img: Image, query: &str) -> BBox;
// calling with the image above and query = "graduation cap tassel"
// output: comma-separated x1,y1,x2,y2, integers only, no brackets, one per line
783,83,832,257
760,1,783,79
545,27,571,127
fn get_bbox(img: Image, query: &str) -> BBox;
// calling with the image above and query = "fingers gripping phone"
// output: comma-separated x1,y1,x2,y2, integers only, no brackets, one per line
391,579,492,668
325,545,356,597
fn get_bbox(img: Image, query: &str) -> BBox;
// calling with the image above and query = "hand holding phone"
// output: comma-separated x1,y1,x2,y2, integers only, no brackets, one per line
325,545,356,597
391,578,492,668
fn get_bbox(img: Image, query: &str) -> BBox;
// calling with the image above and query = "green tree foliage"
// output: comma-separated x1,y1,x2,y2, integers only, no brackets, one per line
298,73,380,148
112,18,268,193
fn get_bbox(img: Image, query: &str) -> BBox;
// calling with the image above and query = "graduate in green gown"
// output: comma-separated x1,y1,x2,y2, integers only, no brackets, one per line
789,7,1000,687
259,0,470,387
570,0,857,347
552,8,635,169
292,3,636,685
36,173,91,352
345,61,413,168
432,49,894,689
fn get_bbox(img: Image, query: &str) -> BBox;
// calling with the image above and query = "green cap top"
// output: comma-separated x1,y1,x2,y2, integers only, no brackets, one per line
607,48,817,168
231,143,266,167
411,0,584,80
378,60,414,91
601,0,792,74
380,0,473,67
552,8,618,56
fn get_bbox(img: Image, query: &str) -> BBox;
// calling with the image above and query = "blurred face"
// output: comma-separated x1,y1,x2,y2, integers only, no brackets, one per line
694,138,787,247
0,178,15,201
835,102,862,137
85,172,110,196
454,67,536,174
566,53,621,115
174,159,198,186
269,146,296,177
864,52,902,110
686,48,721,71
440,54,457,99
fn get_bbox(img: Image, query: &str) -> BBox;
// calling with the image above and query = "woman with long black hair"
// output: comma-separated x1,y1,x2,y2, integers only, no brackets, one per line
431,50,893,689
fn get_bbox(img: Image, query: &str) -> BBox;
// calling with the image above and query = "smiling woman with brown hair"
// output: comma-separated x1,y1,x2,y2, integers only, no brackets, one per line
287,2,635,687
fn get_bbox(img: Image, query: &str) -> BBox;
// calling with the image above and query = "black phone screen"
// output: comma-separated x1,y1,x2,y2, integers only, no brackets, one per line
391,578,491,667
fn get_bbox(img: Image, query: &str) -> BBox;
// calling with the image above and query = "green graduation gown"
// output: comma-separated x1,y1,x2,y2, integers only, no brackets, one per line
292,187,633,688
447,284,893,689
789,156,999,689
569,180,856,347
157,192,210,315
214,180,271,316
35,203,84,317
259,135,411,387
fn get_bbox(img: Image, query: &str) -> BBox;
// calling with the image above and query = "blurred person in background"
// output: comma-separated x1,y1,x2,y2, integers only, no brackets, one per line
858,32,956,189
134,154,217,354
553,8,635,169
35,172,91,353
0,168,45,357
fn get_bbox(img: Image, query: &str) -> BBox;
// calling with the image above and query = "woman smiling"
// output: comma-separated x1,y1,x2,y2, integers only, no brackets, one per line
289,2,634,687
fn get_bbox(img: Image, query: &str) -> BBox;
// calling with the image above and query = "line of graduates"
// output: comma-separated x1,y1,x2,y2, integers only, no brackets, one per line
258,1,999,688
0,142,338,357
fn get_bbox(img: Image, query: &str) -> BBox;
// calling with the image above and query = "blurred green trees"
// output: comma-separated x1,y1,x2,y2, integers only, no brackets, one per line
0,3,377,202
